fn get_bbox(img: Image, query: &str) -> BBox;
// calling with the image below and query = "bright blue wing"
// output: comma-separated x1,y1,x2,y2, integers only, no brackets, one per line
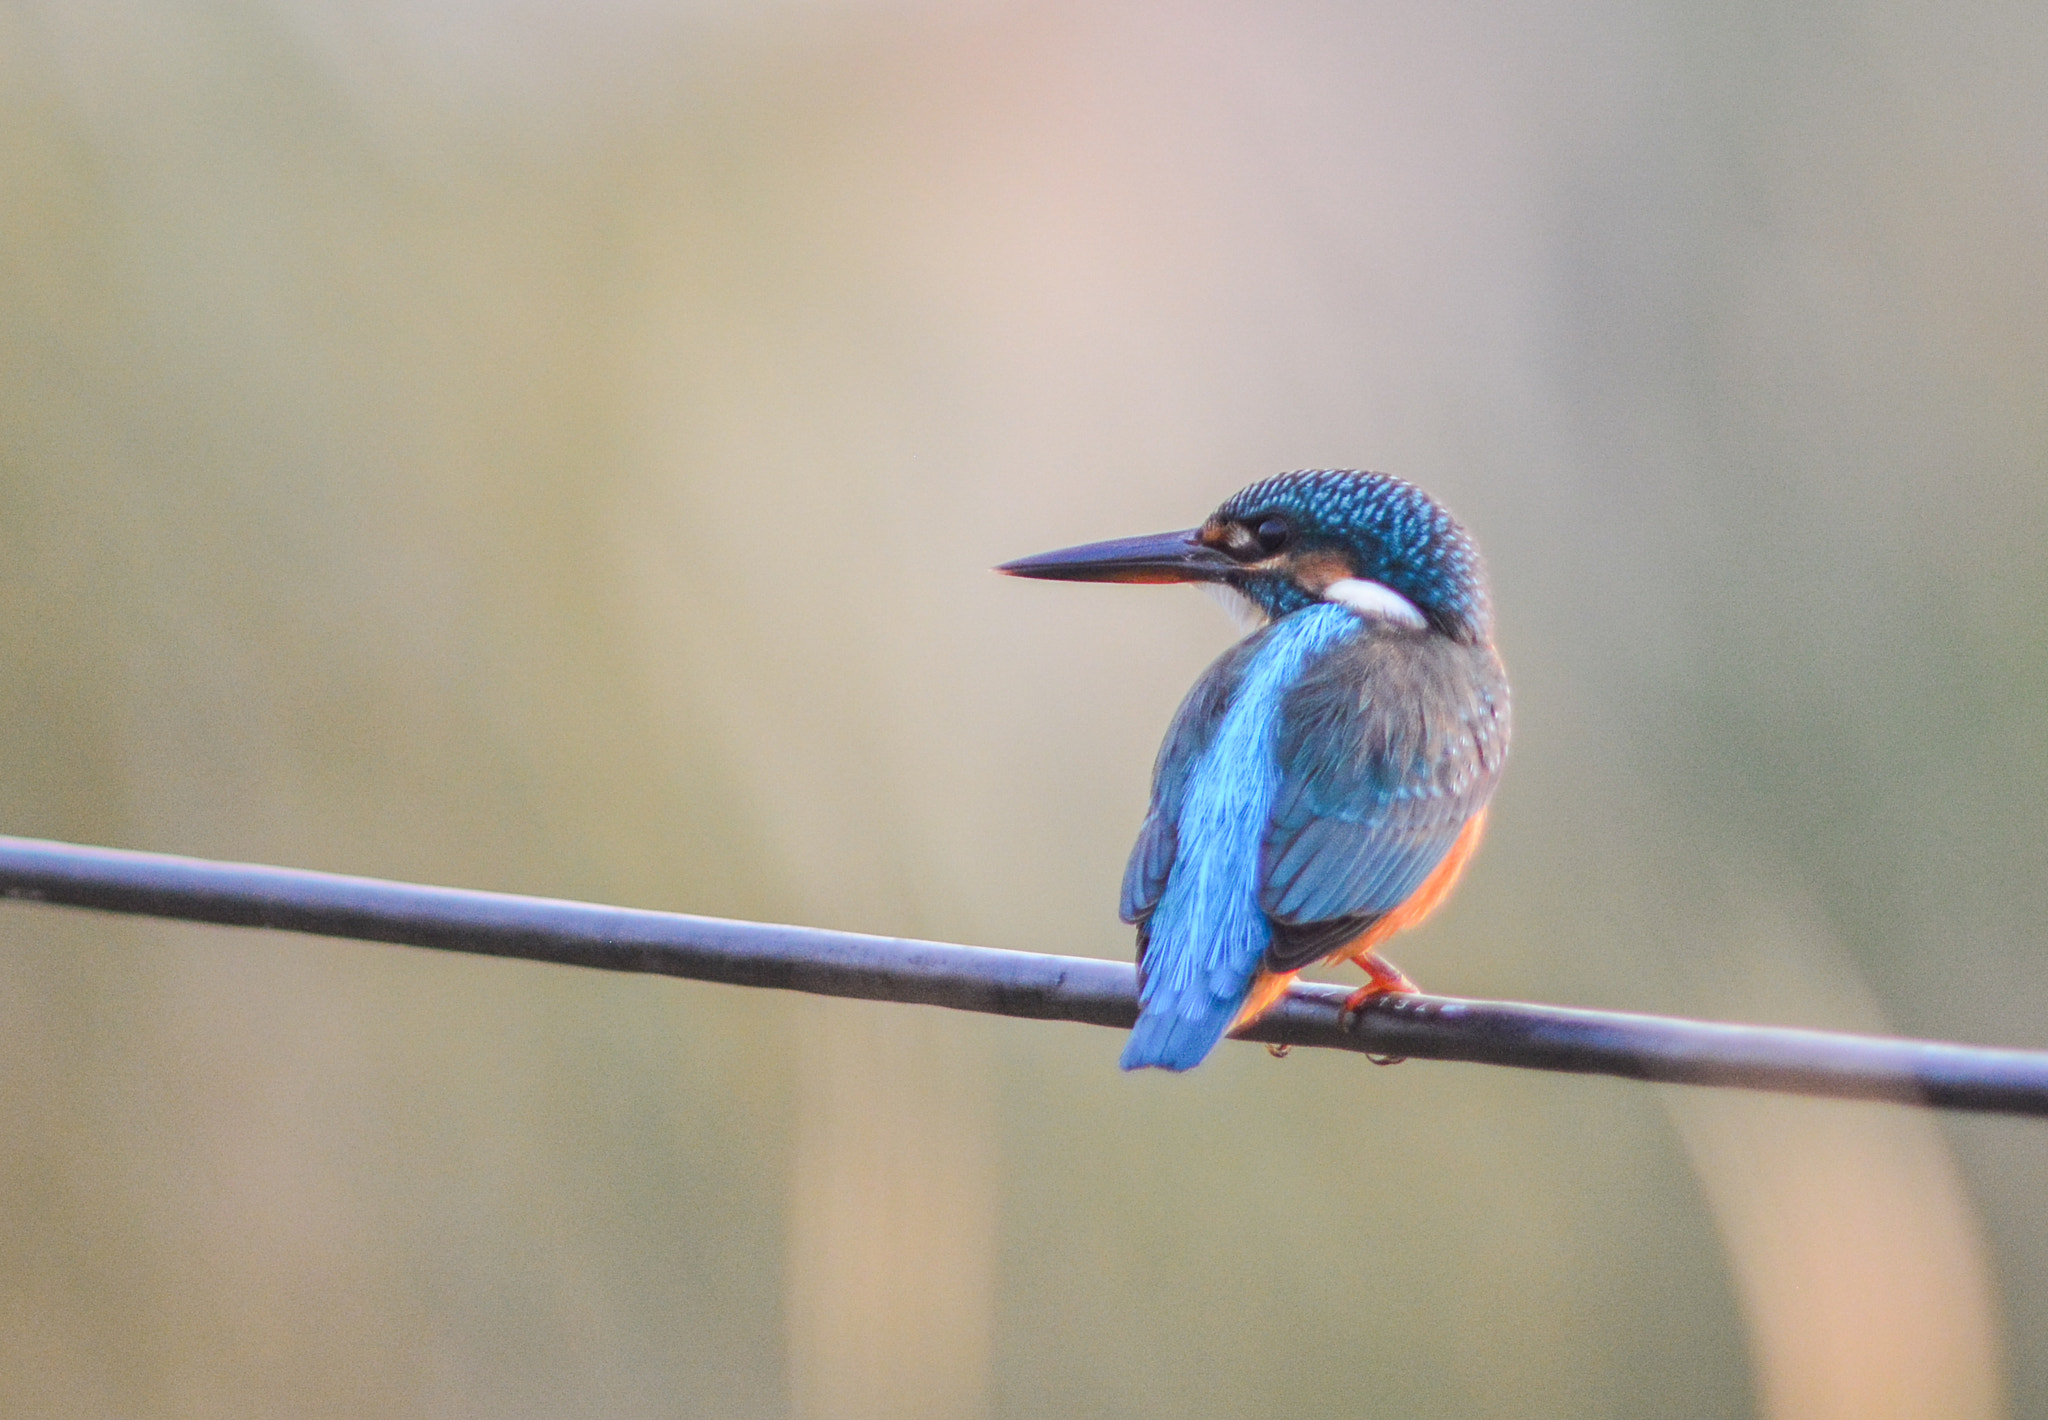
1119,633,1265,938
1258,633,1509,972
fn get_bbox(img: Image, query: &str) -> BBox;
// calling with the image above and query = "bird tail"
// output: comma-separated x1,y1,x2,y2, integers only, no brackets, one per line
1120,967,1295,1071
1120,901,1272,1072
1120,998,1240,1072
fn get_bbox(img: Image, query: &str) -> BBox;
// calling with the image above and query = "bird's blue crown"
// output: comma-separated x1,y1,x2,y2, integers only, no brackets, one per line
1214,469,1492,643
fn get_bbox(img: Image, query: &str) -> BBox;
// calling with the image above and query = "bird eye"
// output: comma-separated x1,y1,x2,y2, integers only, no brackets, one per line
1253,516,1293,554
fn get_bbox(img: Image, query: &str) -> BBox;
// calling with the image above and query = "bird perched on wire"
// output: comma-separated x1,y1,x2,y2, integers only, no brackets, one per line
1000,470,1509,1071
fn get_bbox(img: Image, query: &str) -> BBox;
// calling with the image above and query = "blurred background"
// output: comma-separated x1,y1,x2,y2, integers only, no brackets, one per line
1,0,2044,1415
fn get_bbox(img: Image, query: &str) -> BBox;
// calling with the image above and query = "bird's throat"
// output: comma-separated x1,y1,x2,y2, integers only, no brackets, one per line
1199,581,1271,633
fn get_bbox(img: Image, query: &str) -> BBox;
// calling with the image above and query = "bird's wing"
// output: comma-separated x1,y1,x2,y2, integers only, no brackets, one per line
1259,634,1509,973
1119,632,1269,936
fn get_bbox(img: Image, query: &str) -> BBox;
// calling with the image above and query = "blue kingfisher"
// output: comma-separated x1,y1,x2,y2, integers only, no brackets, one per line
1001,470,1509,1071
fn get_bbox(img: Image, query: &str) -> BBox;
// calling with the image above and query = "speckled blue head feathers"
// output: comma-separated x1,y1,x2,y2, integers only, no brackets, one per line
1205,470,1492,642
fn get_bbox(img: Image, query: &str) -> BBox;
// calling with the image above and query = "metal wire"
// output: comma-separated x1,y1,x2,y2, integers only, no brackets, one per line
1,833,2043,1115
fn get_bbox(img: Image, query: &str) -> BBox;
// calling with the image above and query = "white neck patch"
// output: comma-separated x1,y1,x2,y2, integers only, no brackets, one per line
1322,577,1428,630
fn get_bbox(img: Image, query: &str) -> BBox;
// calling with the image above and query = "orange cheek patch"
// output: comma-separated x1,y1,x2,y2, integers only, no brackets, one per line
1288,549,1354,593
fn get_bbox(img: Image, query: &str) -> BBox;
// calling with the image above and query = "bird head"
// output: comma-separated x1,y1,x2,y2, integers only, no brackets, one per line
999,469,1493,645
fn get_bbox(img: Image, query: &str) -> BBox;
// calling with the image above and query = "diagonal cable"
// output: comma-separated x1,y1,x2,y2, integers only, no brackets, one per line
0,834,2043,1116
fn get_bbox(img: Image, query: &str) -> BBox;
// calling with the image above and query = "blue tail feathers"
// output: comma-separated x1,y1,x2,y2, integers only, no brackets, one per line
1117,604,1363,1072
1120,995,1241,1072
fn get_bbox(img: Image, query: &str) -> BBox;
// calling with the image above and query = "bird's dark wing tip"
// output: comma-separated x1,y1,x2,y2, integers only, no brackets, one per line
1264,913,1380,974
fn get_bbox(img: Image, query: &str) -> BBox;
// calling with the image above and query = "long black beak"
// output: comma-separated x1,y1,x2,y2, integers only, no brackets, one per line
996,528,1236,584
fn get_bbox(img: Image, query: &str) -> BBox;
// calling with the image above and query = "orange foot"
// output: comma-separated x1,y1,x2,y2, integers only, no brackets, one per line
1341,950,1420,1015
1341,952,1419,1065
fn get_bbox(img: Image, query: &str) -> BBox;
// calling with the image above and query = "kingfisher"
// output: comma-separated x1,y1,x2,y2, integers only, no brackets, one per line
1000,470,1509,1071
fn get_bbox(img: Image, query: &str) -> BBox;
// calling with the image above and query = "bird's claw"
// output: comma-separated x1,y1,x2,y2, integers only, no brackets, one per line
1341,953,1420,1064
1340,954,1420,1015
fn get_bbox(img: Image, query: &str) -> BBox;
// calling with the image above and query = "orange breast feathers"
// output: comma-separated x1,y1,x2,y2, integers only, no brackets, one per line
1230,808,1490,1032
